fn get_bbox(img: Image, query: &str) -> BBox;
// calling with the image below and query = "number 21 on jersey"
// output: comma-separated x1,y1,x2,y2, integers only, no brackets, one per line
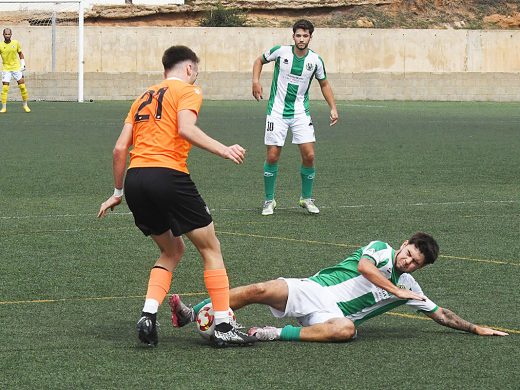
134,87,168,122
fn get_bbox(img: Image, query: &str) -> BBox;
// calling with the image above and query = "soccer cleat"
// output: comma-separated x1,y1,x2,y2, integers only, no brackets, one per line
0,108,6,113
262,199,276,216
168,294,195,328
210,322,257,348
247,326,280,341
136,313,158,347
299,198,320,214
23,105,31,113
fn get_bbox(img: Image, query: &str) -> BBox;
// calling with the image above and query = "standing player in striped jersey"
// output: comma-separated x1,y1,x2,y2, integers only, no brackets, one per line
98,45,256,348
0,28,30,113
169,232,508,341
252,19,338,216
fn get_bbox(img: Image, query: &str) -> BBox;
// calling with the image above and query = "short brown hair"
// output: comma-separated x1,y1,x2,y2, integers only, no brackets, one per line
408,232,439,265
162,45,199,71
292,19,314,35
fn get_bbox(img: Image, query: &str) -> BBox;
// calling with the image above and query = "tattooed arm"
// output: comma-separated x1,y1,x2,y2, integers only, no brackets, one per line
425,307,508,336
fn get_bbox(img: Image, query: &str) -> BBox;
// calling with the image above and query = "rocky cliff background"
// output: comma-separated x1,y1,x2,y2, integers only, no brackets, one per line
1,0,520,29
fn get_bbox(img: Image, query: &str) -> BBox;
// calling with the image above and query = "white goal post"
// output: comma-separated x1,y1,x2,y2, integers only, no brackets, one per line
0,0,84,102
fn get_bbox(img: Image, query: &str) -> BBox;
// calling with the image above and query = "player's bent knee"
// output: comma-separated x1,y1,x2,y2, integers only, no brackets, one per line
327,321,356,342
302,154,315,165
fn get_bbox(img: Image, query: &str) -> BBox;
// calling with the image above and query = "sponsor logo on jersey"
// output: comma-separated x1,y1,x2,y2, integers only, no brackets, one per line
365,248,376,257
306,63,314,71
283,58,289,64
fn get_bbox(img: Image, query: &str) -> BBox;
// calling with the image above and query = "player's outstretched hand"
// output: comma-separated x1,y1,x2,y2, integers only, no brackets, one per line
330,108,339,126
222,144,246,164
393,288,426,301
252,82,263,101
475,326,509,336
97,195,122,218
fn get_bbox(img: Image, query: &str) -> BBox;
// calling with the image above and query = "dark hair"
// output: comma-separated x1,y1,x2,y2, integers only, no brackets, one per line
162,45,199,71
408,232,439,265
292,19,314,35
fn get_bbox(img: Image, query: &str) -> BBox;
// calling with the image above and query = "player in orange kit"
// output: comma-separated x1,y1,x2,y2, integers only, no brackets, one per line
98,45,256,348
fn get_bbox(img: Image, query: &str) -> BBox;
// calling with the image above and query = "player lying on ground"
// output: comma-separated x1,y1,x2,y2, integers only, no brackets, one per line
169,232,508,341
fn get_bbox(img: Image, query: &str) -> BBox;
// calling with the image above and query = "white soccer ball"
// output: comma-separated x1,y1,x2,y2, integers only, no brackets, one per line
196,303,235,340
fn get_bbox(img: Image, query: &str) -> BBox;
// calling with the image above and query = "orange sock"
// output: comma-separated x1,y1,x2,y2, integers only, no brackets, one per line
204,268,229,312
145,267,172,305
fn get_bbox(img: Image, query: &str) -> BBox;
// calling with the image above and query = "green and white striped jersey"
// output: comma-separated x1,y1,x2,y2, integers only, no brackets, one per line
262,45,326,119
309,241,438,324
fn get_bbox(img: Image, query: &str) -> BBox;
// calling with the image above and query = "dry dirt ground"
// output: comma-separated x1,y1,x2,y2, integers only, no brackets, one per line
1,0,520,29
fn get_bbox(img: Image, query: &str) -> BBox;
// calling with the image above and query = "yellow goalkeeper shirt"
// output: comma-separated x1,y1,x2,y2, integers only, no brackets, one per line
0,40,22,71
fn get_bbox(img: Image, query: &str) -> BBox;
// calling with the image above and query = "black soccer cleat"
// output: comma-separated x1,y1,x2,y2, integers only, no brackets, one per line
136,313,158,347
210,322,257,348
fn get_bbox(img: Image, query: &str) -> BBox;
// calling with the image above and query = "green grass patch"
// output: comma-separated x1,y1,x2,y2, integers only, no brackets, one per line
0,100,519,389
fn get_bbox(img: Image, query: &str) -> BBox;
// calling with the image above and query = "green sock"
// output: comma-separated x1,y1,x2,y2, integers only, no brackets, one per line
280,325,302,341
193,298,211,315
264,162,278,201
300,165,315,199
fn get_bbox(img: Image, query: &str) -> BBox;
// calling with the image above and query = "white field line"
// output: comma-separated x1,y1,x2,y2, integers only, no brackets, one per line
4,199,513,219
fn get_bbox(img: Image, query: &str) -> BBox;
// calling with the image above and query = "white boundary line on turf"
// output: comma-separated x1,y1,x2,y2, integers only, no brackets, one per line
0,200,516,220
335,103,387,108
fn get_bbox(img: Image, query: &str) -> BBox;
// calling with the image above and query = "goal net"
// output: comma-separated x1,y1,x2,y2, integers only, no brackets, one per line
0,0,84,102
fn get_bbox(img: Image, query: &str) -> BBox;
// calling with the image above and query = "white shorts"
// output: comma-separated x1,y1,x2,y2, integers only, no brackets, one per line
264,114,316,146
2,70,23,83
269,278,344,326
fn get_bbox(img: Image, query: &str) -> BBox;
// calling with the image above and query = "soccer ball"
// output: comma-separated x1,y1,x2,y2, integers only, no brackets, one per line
196,303,235,340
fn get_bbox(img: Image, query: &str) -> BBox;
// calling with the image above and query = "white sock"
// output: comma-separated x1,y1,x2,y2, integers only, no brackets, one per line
214,310,230,325
142,298,159,314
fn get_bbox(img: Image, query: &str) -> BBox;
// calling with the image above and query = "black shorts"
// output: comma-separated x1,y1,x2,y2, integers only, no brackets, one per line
124,167,213,237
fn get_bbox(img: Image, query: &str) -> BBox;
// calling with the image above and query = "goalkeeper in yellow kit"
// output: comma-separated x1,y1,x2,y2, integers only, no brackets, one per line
0,28,30,113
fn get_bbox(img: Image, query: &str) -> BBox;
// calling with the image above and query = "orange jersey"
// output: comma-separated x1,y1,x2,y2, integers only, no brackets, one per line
125,78,203,174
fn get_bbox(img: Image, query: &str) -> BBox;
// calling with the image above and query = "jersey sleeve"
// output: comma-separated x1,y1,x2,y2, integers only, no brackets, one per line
16,41,22,53
360,241,388,267
400,274,438,313
124,97,141,125
262,45,282,63
178,85,203,116
315,55,327,80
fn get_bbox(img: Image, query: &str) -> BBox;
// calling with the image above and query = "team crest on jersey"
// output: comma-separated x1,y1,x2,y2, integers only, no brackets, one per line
306,63,314,71
194,88,201,95
283,58,289,64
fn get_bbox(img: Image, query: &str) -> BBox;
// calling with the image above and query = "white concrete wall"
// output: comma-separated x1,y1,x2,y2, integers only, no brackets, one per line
6,27,520,73
1,27,519,101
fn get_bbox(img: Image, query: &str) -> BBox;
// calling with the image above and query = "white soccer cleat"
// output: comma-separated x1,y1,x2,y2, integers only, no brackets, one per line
299,198,319,214
211,323,257,348
247,326,280,341
262,199,277,216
